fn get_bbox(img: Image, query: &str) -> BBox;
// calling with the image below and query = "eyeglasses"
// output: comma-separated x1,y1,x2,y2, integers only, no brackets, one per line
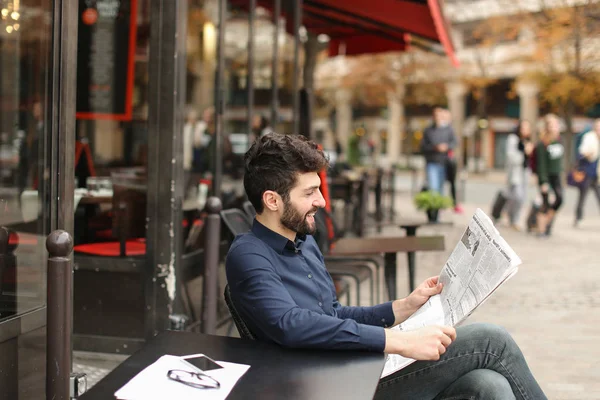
167,369,221,389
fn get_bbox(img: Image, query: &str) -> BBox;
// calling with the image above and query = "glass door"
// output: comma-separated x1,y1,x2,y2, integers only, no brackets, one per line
0,0,76,398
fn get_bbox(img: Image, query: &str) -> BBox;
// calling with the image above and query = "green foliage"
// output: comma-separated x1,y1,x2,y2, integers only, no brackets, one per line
413,191,453,211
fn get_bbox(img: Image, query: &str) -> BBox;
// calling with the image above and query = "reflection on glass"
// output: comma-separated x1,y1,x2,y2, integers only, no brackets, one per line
0,0,52,322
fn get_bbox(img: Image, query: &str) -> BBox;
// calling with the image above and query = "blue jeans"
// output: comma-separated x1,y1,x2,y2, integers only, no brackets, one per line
375,323,547,400
426,163,446,194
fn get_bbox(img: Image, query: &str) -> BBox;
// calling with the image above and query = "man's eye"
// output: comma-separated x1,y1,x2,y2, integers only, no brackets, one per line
306,191,314,196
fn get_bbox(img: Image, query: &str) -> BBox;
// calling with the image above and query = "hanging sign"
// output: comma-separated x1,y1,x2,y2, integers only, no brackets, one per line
76,0,137,121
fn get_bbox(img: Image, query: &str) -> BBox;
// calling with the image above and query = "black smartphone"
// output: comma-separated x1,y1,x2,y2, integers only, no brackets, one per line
180,354,223,372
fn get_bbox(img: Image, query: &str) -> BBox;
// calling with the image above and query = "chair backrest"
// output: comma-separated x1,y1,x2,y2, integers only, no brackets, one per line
220,208,252,237
111,178,147,241
242,201,256,220
224,284,255,340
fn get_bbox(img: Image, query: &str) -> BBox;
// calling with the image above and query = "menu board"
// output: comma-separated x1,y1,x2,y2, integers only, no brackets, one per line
76,0,137,120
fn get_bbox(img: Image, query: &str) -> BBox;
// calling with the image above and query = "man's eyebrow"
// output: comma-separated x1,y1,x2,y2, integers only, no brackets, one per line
304,185,320,192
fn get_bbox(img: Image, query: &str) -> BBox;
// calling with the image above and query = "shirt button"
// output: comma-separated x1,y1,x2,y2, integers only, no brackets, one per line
308,274,313,279
318,302,323,307
381,318,386,323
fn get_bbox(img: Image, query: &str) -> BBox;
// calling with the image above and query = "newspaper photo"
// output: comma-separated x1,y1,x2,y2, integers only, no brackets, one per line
381,208,522,378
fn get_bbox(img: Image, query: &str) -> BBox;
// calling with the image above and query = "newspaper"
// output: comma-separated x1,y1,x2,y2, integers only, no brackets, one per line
381,208,522,378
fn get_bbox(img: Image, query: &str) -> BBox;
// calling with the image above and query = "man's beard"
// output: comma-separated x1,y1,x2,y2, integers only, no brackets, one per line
280,200,317,236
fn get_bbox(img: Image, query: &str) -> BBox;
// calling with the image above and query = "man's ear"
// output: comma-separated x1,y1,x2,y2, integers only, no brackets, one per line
262,190,280,212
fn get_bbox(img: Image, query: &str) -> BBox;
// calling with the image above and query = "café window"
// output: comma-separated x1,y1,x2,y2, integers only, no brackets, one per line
0,0,53,323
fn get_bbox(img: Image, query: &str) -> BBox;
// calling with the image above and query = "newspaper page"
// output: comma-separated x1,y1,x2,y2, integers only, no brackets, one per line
381,209,522,378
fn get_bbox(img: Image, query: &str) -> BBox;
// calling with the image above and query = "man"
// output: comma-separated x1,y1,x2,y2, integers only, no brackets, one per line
441,109,463,214
574,118,600,227
421,107,456,195
226,133,546,399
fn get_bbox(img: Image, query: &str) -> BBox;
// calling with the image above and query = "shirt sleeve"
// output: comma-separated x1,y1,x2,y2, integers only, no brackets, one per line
226,242,386,352
333,301,395,328
420,127,436,154
506,134,524,167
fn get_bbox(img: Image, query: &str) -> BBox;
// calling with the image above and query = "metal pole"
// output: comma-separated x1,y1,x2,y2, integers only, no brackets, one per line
389,168,396,220
270,0,280,129
46,230,73,400
375,168,383,232
292,0,302,135
247,0,256,140
202,197,222,334
214,0,227,198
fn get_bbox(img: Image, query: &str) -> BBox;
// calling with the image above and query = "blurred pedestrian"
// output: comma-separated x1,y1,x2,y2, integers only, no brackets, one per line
421,107,457,194
252,115,272,139
574,118,600,227
442,109,463,213
535,114,564,236
504,120,534,230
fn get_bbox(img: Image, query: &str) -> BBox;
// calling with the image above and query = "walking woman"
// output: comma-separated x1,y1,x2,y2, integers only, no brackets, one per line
535,114,565,235
574,119,600,227
505,120,534,230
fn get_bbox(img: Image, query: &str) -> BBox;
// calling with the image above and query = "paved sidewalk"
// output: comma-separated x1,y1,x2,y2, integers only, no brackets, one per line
375,189,600,400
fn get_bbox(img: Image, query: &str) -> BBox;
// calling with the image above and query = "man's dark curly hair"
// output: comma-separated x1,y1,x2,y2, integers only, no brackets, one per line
244,133,329,214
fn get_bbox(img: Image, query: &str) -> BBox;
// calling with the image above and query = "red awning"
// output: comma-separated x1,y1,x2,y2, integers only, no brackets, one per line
328,34,408,57
231,0,458,65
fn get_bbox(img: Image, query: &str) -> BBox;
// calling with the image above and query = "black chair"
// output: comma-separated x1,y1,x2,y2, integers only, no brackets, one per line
220,208,252,240
315,208,382,304
220,207,371,306
313,210,376,305
242,201,256,220
224,284,255,340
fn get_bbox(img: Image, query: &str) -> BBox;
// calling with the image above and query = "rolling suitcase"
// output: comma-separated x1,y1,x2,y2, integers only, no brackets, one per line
526,201,542,233
491,190,508,222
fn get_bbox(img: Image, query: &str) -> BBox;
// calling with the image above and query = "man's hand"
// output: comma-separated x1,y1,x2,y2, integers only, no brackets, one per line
392,276,443,325
540,183,549,193
436,143,449,153
384,326,456,360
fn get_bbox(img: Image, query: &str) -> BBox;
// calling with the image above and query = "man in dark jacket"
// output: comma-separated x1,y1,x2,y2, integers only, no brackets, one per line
420,108,457,194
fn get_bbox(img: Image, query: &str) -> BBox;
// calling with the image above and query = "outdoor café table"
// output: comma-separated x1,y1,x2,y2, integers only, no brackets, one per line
330,235,445,301
80,331,386,400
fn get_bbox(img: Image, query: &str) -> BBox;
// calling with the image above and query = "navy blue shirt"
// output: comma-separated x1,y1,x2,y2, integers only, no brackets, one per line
225,219,394,352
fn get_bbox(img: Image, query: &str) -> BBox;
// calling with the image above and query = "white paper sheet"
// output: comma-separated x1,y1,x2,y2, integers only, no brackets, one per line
114,355,250,400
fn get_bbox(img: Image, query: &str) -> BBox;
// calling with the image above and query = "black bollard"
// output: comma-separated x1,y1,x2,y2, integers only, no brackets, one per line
375,168,383,233
46,230,73,400
202,197,222,334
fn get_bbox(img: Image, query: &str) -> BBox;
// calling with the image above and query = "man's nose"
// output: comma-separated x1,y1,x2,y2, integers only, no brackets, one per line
314,191,327,208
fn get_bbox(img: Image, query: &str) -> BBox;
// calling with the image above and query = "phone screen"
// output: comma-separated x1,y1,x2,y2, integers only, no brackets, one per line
183,355,223,372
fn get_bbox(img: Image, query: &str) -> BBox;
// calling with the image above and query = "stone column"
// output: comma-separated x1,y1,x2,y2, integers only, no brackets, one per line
445,81,468,169
386,83,406,166
516,79,540,139
335,88,352,158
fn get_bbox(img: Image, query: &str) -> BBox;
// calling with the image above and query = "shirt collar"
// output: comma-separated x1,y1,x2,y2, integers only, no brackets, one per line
252,219,306,254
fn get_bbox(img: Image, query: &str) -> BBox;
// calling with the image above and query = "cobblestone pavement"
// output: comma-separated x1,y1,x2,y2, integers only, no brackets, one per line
374,183,600,400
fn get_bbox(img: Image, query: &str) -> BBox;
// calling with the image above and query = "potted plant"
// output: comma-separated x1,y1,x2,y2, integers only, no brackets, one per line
413,190,453,223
